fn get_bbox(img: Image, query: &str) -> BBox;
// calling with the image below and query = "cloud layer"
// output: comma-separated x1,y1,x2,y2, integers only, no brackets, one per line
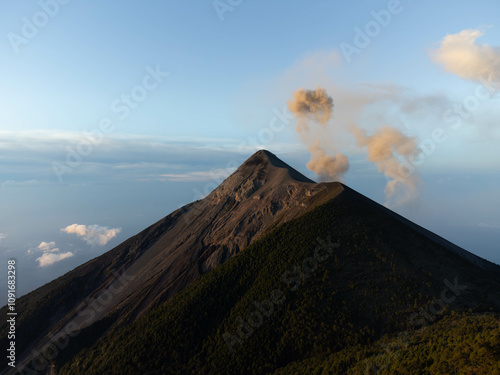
157,168,235,182
61,224,121,246
431,28,500,83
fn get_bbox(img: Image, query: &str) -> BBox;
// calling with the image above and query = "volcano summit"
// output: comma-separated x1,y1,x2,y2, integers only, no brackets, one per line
2,150,499,375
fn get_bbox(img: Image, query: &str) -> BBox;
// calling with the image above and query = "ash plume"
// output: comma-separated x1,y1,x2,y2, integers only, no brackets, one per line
287,85,423,206
350,124,420,206
307,142,350,181
287,87,350,181
287,87,334,128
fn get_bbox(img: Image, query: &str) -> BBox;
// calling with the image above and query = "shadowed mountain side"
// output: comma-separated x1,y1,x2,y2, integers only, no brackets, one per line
58,176,500,375
339,184,500,279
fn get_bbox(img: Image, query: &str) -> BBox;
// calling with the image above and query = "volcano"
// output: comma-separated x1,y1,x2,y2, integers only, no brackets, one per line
2,150,499,375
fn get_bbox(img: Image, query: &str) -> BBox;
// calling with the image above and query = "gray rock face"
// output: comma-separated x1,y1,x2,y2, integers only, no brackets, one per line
122,150,339,320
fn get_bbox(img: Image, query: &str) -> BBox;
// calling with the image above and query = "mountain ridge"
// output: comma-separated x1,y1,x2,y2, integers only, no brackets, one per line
2,150,499,374
1,150,343,374
56,167,500,374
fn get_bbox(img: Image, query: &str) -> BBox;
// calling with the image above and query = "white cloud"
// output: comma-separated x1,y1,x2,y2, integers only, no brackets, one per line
431,28,500,83
61,224,121,246
0,233,6,242
36,252,74,267
33,241,73,267
37,241,59,252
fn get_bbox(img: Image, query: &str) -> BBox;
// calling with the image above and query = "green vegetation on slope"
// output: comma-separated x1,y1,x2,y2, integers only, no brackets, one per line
275,313,500,375
57,190,500,374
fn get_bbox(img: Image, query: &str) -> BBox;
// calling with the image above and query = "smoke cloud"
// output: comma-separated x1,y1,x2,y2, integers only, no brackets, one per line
306,142,350,182
350,124,420,206
431,28,500,83
287,87,334,127
61,224,121,246
287,87,350,181
287,85,423,206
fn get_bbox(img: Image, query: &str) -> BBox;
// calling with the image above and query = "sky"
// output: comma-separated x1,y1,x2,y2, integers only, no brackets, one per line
1,0,499,297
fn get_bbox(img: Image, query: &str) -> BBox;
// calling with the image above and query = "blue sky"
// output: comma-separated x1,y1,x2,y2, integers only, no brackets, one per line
1,0,499,296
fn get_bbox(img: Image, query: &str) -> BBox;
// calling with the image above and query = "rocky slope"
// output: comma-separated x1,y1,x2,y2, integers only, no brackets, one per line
3,150,499,374
1,150,343,373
